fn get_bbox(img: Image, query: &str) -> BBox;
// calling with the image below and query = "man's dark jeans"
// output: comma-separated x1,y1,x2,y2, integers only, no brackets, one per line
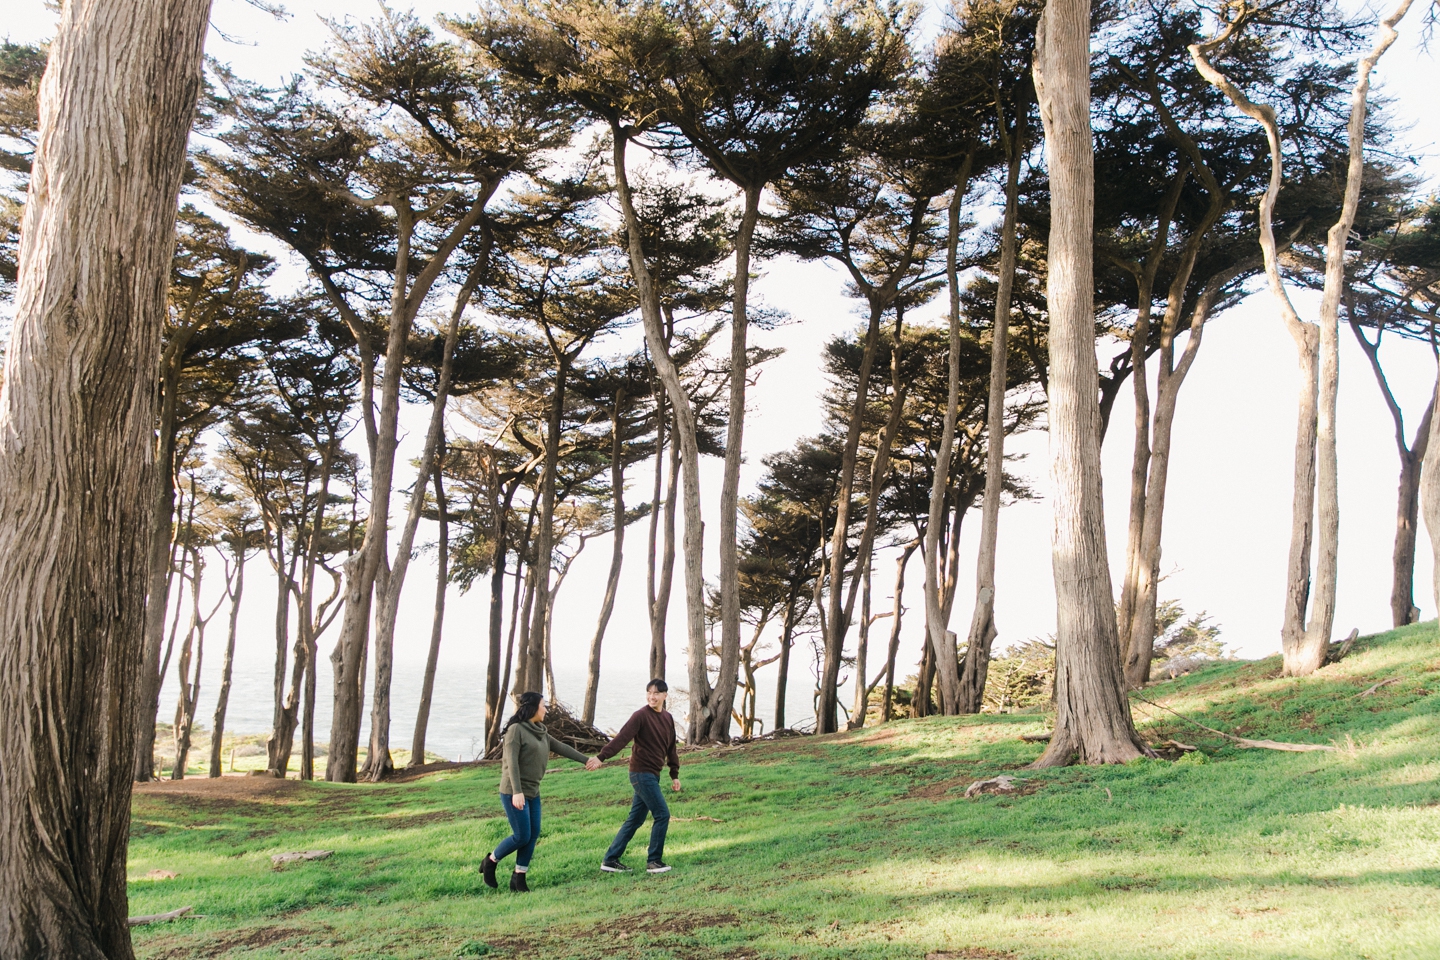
494,793,541,868
604,772,669,864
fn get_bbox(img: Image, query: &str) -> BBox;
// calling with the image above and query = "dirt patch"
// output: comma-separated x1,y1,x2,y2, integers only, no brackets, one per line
135,776,307,802
382,759,497,783
482,935,540,957
587,911,741,937
148,926,311,959
848,726,907,746
910,778,972,800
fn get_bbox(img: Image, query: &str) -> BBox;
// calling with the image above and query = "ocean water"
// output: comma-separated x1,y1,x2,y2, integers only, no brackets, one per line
158,630,830,763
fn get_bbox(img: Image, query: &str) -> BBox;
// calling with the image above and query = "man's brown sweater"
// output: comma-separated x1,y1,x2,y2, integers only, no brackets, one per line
597,707,681,779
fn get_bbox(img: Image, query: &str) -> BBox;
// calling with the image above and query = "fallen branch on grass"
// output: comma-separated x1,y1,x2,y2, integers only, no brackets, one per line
271,850,333,865
1354,678,1401,698
1328,628,1360,664
1129,690,1336,753
673,816,726,823
128,906,195,926
1020,732,1052,742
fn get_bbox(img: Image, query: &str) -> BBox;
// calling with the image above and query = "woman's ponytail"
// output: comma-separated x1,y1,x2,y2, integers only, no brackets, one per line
500,691,544,738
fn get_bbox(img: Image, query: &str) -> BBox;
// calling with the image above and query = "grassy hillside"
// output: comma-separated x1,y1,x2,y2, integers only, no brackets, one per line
128,623,1440,959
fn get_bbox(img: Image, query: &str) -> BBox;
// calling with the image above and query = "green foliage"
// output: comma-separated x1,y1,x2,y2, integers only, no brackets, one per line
128,624,1440,959
982,636,1055,712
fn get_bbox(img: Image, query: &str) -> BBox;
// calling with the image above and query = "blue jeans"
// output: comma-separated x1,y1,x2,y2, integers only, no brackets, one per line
493,794,541,868
604,772,669,864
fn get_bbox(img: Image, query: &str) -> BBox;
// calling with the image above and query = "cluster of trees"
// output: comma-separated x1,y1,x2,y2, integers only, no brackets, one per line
0,0,1437,951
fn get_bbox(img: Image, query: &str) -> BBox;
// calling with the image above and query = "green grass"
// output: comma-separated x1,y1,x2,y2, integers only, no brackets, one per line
128,623,1440,959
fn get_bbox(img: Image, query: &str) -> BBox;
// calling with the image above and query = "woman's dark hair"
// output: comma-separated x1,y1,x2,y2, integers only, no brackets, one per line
501,692,544,737
647,678,668,693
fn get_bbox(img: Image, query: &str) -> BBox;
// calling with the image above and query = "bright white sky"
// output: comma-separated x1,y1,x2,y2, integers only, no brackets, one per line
5,0,1438,747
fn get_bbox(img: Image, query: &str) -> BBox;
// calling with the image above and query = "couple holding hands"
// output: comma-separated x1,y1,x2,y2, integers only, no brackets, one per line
480,679,681,892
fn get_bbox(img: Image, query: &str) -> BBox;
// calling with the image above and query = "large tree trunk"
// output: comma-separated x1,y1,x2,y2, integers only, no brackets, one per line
210,547,247,778
1031,0,1150,767
584,394,629,725
610,125,711,742
0,0,210,951
713,186,763,743
411,462,450,767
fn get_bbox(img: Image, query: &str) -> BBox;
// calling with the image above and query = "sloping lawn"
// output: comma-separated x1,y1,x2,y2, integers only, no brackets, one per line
129,622,1440,959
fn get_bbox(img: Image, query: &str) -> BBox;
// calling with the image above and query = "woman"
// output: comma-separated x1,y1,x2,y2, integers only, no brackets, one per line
481,692,595,892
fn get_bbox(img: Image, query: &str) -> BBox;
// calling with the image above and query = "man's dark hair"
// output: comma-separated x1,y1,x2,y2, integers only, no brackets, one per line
646,678,668,693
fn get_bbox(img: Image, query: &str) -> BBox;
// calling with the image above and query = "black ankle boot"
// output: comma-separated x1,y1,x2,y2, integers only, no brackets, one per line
509,871,530,893
481,854,498,889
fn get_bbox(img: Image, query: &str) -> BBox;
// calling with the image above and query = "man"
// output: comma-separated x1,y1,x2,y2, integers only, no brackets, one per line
588,678,681,874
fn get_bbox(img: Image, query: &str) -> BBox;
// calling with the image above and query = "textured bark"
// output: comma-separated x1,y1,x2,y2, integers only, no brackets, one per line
610,126,710,742
1031,0,1150,767
410,463,449,766
0,0,211,952
209,549,247,778
584,394,629,725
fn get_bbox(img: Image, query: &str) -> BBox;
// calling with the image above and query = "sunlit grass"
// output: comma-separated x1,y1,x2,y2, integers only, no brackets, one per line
130,622,1440,958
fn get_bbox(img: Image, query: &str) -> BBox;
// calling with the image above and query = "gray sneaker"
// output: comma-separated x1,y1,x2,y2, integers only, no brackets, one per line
646,860,672,874
601,859,631,873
